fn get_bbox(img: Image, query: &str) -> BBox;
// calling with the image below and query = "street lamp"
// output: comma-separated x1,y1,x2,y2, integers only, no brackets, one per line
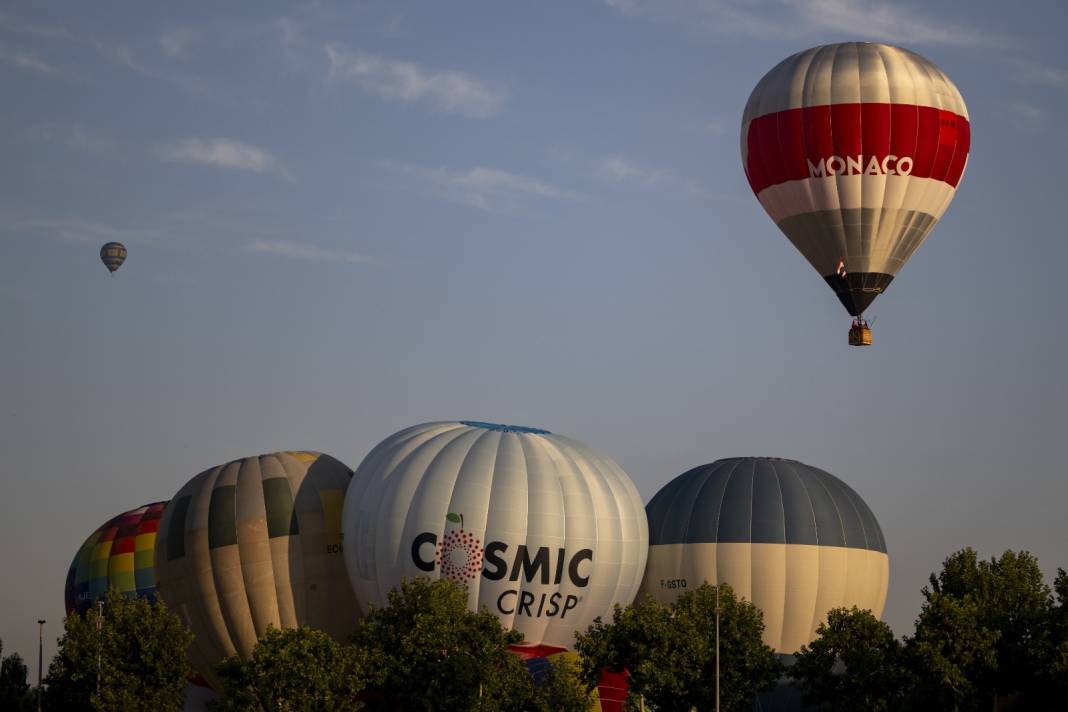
96,600,103,697
36,619,45,712
715,586,720,712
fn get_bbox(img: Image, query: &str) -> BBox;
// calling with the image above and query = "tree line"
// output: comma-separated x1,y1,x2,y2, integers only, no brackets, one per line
7,546,1065,711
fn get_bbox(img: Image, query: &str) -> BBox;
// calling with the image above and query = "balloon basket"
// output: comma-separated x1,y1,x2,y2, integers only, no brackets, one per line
848,326,873,346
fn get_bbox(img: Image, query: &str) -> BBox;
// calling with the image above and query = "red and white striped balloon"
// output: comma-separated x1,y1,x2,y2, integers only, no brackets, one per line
741,42,970,316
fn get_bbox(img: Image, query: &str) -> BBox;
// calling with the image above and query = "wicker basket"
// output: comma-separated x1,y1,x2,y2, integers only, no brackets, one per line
848,326,873,346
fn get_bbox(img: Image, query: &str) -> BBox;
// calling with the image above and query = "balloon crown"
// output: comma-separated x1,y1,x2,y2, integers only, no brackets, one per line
460,421,551,435
718,456,799,463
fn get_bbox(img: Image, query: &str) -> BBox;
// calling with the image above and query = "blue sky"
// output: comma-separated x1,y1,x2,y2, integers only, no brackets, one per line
2,1,1067,666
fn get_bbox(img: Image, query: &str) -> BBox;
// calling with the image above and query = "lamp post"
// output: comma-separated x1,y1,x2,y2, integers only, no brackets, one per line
96,600,103,697
715,585,720,712
36,619,45,712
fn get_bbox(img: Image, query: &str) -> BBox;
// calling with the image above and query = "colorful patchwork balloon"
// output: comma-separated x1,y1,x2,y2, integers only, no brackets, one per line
64,501,167,616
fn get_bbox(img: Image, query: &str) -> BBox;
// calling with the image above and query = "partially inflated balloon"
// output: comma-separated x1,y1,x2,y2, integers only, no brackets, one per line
741,42,970,316
342,421,648,651
64,502,167,616
639,458,888,654
155,451,359,685
511,644,628,712
99,242,127,274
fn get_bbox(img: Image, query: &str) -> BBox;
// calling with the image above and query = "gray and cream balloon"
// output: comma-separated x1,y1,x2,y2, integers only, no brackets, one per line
742,43,970,333
99,242,127,275
640,457,888,654
342,421,649,651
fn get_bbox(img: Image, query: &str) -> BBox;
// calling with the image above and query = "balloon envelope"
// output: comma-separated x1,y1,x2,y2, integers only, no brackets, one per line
64,502,167,616
510,645,626,712
639,457,888,654
154,451,358,685
741,42,970,315
99,241,127,273
342,421,648,651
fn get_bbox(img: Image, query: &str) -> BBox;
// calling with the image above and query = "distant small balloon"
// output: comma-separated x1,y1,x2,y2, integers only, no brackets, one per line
99,242,127,274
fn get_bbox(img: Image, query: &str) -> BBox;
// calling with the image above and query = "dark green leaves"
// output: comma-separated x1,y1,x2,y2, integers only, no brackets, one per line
210,626,374,712
43,589,193,712
576,584,781,712
793,607,908,712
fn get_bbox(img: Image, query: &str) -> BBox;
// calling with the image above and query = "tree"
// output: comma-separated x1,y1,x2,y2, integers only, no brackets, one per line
792,607,908,712
351,578,527,712
576,584,781,712
43,588,193,712
470,650,537,712
906,594,998,711
575,593,676,707
915,548,1052,709
530,655,597,712
210,625,375,711
1024,568,1068,707
0,639,31,710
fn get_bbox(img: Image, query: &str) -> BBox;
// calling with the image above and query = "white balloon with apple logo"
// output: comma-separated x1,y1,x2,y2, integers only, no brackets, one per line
341,420,649,651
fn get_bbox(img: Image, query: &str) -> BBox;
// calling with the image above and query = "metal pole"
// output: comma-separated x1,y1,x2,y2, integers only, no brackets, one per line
715,586,720,712
96,600,103,698
37,619,45,712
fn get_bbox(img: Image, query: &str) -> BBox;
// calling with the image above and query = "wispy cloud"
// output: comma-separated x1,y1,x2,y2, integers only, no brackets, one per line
0,42,56,74
598,155,668,186
23,124,115,155
247,240,372,265
703,119,726,138
1007,102,1044,130
325,45,505,118
158,138,290,178
276,17,303,49
1011,59,1068,89
0,14,215,96
159,28,197,59
10,217,156,246
603,0,1003,47
596,153,710,198
385,162,581,212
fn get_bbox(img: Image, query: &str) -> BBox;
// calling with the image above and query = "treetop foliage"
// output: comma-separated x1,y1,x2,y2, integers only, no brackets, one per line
576,583,781,712
43,588,192,712
26,548,1068,712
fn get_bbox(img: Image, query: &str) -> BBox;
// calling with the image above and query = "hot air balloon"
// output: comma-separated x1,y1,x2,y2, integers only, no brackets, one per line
639,457,888,655
341,421,649,652
154,451,359,687
64,502,219,703
64,502,167,616
741,43,970,345
99,241,127,275
512,645,628,712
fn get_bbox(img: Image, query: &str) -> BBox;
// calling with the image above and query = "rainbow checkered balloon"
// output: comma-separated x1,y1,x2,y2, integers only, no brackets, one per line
64,502,167,615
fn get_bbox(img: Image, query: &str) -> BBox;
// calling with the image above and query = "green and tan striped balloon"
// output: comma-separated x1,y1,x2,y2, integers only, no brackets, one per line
155,451,360,687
